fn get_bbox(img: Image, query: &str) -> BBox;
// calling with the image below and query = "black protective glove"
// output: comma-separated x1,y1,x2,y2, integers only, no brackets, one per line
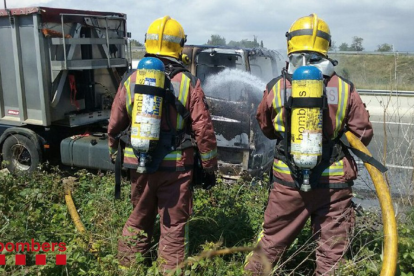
202,170,216,190
192,149,217,190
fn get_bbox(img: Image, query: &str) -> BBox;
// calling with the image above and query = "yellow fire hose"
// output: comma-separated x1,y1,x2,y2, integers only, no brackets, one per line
345,131,398,276
65,189,87,234
65,189,98,254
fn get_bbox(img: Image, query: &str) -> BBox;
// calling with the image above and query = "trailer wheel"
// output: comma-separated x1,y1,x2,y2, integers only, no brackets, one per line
2,134,41,173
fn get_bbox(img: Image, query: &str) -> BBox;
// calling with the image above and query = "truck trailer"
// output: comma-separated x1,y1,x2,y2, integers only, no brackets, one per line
0,6,129,172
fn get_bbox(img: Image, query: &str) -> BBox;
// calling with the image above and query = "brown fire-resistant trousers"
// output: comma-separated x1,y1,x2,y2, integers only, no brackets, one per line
118,169,193,273
244,183,355,276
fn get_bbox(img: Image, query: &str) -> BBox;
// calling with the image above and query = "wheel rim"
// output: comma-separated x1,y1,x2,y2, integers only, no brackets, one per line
10,144,31,171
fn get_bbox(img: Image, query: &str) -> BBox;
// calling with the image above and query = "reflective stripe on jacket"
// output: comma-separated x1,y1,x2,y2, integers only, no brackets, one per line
273,159,344,177
256,73,373,185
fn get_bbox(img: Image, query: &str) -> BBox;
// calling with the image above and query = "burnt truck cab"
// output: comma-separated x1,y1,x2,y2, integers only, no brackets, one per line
183,45,281,179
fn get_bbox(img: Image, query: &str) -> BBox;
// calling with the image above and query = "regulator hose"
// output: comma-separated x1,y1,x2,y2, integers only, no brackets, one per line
345,131,398,276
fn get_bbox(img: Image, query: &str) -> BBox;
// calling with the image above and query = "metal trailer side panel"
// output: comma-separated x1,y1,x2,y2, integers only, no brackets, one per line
0,8,128,128
0,14,50,126
0,17,19,123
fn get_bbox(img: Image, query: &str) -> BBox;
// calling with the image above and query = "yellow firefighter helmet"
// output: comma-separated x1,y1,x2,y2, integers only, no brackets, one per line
145,16,187,59
286,14,331,56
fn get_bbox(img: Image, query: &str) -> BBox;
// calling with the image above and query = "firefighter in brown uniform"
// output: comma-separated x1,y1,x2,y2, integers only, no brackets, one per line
107,16,218,272
245,14,373,275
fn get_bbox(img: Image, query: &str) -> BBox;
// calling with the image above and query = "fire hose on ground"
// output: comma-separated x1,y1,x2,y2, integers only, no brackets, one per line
64,189,98,254
64,189,86,234
64,131,398,274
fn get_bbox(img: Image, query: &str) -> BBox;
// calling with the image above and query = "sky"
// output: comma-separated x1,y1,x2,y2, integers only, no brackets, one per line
5,0,414,53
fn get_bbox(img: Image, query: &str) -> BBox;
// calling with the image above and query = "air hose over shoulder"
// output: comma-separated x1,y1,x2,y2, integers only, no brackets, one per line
345,131,397,276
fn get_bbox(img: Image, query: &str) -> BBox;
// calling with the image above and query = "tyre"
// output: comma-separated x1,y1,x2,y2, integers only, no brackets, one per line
2,134,42,173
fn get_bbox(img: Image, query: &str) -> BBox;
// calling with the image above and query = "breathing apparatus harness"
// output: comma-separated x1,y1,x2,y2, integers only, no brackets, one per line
274,68,335,190
134,61,193,171
114,59,195,199
274,67,387,191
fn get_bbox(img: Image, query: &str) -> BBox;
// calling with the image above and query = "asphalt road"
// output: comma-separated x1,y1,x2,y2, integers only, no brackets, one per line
353,93,414,209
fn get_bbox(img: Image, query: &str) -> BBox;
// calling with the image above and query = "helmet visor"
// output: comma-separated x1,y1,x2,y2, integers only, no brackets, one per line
288,52,324,73
289,52,324,67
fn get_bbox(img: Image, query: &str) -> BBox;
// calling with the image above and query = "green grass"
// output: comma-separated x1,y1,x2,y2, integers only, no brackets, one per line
330,53,414,91
1,167,414,275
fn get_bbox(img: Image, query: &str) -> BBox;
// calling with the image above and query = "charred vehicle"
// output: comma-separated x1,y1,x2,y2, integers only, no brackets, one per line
183,45,281,178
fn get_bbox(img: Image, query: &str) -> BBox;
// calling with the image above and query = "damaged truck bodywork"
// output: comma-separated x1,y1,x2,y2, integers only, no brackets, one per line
183,45,280,178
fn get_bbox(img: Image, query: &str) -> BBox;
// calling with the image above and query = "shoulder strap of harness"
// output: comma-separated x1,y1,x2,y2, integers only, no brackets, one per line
120,69,136,88
163,64,195,120
336,74,355,93
166,62,198,87
266,75,282,93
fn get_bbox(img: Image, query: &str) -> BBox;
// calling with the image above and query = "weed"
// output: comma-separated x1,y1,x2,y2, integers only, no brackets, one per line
0,168,413,275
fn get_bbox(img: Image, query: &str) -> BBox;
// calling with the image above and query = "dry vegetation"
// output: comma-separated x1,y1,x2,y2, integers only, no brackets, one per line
331,53,414,91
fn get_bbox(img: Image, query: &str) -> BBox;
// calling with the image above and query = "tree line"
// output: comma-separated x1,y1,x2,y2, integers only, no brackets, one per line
207,34,394,52
129,35,263,49
206,34,264,48
331,36,393,52
130,35,394,52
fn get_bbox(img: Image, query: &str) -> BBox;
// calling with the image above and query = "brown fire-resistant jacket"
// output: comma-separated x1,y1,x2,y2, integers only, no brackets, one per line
256,72,373,186
108,59,218,172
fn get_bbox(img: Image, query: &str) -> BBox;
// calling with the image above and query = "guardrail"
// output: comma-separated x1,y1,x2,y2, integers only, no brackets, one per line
330,51,414,56
358,89,414,96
